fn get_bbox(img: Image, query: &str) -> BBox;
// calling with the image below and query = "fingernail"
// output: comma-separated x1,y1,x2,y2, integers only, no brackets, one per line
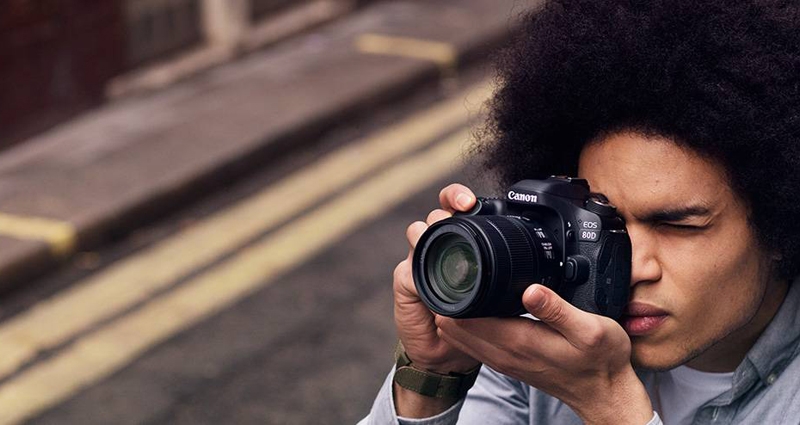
456,193,473,209
526,285,546,310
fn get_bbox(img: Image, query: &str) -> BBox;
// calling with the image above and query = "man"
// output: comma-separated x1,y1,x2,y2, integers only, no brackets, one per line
362,0,800,423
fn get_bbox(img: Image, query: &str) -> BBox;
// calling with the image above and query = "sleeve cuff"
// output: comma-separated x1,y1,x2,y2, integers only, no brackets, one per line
397,398,464,425
645,411,663,425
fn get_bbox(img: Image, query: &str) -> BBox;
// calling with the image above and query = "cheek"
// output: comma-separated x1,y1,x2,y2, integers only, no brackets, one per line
657,226,764,315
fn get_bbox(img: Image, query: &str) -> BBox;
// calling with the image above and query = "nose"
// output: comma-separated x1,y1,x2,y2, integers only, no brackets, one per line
627,224,662,286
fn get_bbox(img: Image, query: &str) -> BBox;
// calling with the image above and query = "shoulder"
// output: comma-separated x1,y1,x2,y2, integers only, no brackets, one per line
771,352,800,421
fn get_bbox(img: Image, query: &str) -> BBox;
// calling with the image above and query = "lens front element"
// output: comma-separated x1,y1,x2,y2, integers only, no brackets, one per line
427,234,479,303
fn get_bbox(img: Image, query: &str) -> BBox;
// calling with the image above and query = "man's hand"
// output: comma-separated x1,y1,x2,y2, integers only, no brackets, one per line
392,184,481,417
393,183,652,423
435,284,654,425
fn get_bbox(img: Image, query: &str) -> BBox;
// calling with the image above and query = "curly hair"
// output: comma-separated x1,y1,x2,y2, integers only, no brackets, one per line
473,0,800,279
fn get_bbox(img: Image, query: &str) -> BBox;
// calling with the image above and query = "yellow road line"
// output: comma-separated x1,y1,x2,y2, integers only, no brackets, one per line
356,34,458,72
0,81,492,383
0,213,76,257
0,128,470,425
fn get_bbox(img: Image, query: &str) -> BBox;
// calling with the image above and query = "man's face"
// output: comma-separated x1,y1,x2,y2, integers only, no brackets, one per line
578,131,787,372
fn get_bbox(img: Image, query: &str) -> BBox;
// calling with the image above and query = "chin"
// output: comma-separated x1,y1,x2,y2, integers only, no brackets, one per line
630,344,688,372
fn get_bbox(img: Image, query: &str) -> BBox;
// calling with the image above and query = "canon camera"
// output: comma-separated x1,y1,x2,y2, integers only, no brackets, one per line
412,176,631,319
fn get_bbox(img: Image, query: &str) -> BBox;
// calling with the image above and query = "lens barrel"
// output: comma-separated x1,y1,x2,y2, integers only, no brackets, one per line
413,215,558,318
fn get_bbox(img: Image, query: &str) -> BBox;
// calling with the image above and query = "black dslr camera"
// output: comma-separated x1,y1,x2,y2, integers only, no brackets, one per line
412,176,631,319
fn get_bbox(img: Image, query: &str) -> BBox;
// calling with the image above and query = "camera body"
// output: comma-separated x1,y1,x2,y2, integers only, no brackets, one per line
412,176,631,319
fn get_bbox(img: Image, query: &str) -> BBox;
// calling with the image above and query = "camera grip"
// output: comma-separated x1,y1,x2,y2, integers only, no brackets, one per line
568,231,630,319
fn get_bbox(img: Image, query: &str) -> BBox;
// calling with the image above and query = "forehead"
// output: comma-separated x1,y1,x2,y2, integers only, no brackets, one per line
576,132,734,215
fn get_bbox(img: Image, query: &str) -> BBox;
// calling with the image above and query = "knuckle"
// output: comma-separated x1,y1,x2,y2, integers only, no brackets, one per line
393,261,411,288
582,323,606,348
406,221,424,236
406,221,427,244
438,187,449,202
543,302,567,325
426,209,449,224
439,184,460,206
425,210,438,223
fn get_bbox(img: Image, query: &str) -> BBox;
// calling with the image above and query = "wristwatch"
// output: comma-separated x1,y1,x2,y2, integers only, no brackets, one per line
393,341,481,399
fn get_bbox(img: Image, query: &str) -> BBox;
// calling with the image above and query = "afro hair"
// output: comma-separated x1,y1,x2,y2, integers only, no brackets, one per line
474,0,800,279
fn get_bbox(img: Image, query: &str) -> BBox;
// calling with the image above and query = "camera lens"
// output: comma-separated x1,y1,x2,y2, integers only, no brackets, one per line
427,234,479,303
413,215,560,318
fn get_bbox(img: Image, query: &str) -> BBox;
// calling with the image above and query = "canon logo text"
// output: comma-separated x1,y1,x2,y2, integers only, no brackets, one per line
508,190,538,203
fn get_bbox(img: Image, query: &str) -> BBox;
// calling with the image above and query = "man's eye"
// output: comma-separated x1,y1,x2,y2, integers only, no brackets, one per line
661,223,705,231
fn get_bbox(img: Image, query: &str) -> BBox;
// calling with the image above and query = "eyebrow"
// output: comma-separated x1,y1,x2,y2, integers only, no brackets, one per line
637,205,713,223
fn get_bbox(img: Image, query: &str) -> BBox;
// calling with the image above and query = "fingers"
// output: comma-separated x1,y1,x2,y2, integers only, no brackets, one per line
436,315,567,363
439,183,476,213
435,318,508,364
398,208,453,293
406,221,428,252
522,285,607,350
435,315,584,383
426,209,452,225
404,183,475,253
393,259,417,296
405,208,453,253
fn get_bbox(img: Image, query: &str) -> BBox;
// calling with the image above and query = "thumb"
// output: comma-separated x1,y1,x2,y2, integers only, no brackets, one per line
523,284,573,330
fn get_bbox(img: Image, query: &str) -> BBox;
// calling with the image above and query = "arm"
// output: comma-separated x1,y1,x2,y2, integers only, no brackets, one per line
360,364,528,425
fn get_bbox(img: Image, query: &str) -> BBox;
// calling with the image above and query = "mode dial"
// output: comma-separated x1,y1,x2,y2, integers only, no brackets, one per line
585,197,617,216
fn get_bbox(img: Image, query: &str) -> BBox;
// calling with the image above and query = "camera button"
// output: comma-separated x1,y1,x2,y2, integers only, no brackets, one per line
565,259,577,281
586,198,617,216
565,256,590,283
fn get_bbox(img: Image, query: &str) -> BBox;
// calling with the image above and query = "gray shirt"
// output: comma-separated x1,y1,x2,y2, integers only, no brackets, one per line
361,280,800,424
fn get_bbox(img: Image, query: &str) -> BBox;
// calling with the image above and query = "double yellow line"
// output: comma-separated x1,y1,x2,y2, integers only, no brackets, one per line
0,81,493,424
0,214,76,257
356,34,458,75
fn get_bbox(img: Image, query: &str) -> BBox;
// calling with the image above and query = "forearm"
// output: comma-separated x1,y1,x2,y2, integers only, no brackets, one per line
571,368,654,425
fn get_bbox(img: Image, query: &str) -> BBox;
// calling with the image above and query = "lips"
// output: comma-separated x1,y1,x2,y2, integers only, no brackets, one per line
621,302,669,336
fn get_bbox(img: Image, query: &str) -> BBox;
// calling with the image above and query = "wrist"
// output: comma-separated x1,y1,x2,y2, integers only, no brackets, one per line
393,341,481,399
574,368,653,425
409,358,478,376
393,381,461,418
398,343,480,375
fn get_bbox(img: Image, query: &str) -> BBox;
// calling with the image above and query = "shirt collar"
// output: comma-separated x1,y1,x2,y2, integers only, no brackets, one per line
723,276,800,401
742,277,800,379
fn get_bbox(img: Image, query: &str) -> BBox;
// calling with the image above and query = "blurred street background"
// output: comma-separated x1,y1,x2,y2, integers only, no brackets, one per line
0,0,538,423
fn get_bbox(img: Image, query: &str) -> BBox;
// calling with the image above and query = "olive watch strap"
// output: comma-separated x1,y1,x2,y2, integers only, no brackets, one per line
393,341,480,399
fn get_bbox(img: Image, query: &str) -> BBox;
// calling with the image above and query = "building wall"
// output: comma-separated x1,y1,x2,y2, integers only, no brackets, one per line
0,0,126,149
125,0,203,67
0,0,367,150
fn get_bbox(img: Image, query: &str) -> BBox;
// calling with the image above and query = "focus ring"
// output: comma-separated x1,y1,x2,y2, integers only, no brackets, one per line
467,216,539,311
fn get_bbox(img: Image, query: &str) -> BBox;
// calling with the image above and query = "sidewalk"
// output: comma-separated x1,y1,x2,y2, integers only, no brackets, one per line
0,0,535,292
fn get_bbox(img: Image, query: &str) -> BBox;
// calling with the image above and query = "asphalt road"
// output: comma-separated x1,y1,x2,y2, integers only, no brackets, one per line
0,74,498,424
